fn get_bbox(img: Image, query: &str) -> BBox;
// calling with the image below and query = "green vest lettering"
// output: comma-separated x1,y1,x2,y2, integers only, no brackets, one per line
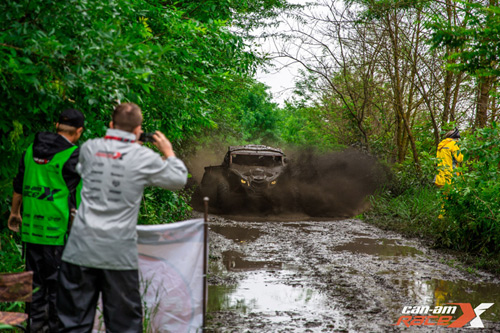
22,144,78,245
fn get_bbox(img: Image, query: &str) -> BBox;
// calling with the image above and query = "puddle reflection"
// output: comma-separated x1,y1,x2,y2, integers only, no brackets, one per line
391,278,500,321
334,237,423,257
208,271,330,315
210,225,262,242
222,250,282,271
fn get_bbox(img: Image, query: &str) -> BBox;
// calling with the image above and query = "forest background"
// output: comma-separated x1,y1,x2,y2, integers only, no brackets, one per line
1,0,499,290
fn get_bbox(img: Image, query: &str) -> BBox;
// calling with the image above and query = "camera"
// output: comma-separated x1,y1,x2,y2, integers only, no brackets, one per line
139,132,155,143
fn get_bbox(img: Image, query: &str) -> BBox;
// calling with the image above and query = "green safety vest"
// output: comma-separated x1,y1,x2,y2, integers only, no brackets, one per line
76,179,82,209
22,144,77,245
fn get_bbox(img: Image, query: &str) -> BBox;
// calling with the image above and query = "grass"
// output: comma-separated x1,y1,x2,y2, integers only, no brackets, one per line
141,274,161,333
363,186,442,240
362,186,500,275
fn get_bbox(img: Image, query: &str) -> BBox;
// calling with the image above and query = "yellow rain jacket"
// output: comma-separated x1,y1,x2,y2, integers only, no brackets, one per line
435,138,463,186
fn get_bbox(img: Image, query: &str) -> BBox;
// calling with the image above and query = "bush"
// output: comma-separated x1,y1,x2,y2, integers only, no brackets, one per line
364,125,500,273
138,186,194,225
0,229,24,313
440,124,500,255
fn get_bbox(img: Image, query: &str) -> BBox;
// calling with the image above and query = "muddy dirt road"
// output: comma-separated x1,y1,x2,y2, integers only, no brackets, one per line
205,215,500,332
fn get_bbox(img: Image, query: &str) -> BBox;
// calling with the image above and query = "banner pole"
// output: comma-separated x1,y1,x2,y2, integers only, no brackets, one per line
202,197,209,331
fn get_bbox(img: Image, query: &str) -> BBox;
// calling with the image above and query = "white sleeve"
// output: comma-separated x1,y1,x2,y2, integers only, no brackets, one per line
144,154,188,190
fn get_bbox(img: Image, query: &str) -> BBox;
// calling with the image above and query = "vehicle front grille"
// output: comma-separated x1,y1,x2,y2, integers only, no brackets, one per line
251,180,268,190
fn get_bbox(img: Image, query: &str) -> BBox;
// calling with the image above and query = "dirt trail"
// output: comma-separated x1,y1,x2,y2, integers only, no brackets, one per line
205,215,500,332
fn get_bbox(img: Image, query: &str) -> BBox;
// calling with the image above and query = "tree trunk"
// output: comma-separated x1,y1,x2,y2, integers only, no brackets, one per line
475,77,493,129
490,84,498,124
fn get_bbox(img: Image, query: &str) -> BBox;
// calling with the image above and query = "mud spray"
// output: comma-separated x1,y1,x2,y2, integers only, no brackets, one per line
187,148,388,219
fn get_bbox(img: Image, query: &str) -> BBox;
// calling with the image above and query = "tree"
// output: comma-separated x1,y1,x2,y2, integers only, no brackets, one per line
0,0,291,216
428,0,500,128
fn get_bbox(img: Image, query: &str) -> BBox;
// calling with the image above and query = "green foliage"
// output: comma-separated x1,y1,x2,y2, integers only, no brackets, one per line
0,230,23,273
0,325,15,330
366,146,441,229
383,150,438,196
366,124,500,273
427,1,500,78
0,229,24,312
0,0,290,222
139,187,193,225
440,124,500,255
220,80,281,145
141,275,161,333
238,83,281,144
278,102,344,151
190,78,283,150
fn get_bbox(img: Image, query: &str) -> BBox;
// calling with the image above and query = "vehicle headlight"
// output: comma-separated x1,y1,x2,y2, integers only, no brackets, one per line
271,180,277,185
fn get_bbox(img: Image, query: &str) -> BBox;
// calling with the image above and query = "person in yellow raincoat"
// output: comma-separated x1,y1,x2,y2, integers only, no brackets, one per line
435,128,463,187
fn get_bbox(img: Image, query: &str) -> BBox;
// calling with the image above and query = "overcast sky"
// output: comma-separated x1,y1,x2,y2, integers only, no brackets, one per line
255,56,301,106
253,0,313,106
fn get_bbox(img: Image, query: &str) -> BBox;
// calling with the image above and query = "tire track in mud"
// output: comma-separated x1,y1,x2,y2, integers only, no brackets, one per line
206,216,500,332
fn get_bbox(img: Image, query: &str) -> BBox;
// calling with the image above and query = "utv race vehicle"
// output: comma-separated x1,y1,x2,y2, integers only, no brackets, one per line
199,145,289,212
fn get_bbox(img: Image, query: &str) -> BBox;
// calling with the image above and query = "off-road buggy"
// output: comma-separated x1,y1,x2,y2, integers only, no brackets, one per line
199,145,290,211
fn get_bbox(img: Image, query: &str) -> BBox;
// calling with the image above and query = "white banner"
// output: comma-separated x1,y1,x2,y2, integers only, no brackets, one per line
93,218,206,333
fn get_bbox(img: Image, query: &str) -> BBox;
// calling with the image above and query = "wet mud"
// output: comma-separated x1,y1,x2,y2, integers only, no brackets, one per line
205,215,500,332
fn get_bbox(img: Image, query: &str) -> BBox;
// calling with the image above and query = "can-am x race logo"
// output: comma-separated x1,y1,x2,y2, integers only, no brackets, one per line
394,303,494,328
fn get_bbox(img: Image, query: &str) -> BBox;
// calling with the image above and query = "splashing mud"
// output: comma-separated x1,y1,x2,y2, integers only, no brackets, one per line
283,150,387,217
188,149,388,218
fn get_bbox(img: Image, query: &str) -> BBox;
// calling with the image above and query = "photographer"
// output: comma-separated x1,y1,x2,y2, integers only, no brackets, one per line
56,103,188,332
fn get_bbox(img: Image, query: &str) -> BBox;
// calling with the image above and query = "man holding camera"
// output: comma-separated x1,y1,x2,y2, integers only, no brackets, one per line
56,102,188,332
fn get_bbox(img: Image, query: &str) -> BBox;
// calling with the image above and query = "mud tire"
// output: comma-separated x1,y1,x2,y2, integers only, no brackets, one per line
216,179,232,212
199,170,223,208
200,184,218,206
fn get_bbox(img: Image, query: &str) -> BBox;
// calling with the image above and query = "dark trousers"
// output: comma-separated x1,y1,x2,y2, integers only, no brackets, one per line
25,243,64,333
56,261,142,333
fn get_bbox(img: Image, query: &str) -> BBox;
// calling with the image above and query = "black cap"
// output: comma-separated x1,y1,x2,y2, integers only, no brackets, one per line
59,109,85,128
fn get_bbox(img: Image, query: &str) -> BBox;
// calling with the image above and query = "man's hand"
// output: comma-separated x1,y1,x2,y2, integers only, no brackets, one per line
8,214,22,232
152,131,176,158
68,208,77,232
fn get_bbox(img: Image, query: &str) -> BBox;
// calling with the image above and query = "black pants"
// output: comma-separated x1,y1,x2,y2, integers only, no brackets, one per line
25,243,64,333
56,261,142,333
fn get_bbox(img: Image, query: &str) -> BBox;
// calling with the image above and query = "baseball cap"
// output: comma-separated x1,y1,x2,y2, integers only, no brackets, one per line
59,109,85,128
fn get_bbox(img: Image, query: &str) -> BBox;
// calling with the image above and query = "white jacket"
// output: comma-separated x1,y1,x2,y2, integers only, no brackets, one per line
62,128,188,270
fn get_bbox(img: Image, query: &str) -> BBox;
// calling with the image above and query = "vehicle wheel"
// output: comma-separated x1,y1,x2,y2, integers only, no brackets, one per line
217,180,232,212
200,172,221,208
200,184,217,207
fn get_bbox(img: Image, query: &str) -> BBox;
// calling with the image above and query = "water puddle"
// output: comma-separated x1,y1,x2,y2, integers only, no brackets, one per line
333,237,423,257
222,250,282,271
390,278,500,321
210,225,262,242
208,270,331,315
210,247,346,328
